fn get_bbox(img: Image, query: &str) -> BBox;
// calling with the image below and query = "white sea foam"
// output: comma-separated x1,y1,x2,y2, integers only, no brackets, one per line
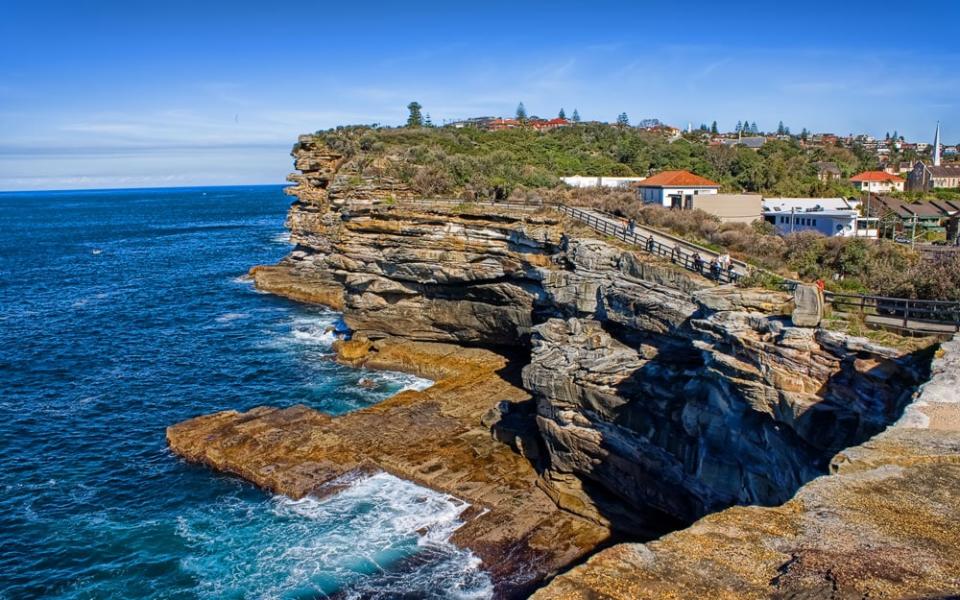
271,231,292,245
287,313,346,348
370,369,434,393
179,471,492,599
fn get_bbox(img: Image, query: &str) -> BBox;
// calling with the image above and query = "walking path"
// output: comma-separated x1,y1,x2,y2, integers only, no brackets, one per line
383,198,960,333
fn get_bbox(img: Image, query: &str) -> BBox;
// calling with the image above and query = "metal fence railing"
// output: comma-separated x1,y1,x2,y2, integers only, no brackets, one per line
826,292,960,332
554,205,741,284
357,197,960,332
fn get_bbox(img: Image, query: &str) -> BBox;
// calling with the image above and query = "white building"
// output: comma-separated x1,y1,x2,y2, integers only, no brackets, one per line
849,171,905,193
562,175,646,189
763,197,858,212
763,197,877,238
635,170,720,207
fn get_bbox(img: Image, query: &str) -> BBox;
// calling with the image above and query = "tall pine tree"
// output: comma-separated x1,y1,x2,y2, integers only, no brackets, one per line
616,112,630,127
405,101,423,128
515,102,527,121
711,121,719,134
571,109,581,122
558,108,566,119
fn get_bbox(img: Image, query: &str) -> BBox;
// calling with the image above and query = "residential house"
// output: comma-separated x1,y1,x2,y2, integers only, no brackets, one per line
487,118,520,130
635,170,719,207
930,199,960,243
884,161,915,175
907,163,960,191
866,195,951,239
683,193,761,223
528,117,570,131
813,161,842,182
850,171,906,193
721,136,766,150
762,197,876,238
562,175,646,189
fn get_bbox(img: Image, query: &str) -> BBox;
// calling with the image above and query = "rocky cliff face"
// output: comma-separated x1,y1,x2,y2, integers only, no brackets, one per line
534,334,960,599
252,136,931,539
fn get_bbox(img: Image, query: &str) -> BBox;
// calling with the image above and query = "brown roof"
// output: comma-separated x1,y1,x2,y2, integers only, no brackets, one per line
850,171,905,183
636,170,719,188
927,164,960,178
868,195,950,219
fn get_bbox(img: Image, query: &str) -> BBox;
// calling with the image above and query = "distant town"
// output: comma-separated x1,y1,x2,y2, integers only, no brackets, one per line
410,104,958,246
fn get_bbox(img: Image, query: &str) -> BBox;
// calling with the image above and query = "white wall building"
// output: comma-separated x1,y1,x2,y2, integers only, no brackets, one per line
850,171,905,193
635,170,720,207
562,175,646,189
763,197,877,238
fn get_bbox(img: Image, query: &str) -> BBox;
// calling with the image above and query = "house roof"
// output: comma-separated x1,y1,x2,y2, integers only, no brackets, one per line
926,164,960,178
813,161,841,173
868,195,950,219
850,171,905,183
635,170,719,188
763,197,854,212
722,136,766,149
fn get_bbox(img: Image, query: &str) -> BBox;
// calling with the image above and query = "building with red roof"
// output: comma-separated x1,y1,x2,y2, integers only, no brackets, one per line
635,170,721,207
850,170,905,193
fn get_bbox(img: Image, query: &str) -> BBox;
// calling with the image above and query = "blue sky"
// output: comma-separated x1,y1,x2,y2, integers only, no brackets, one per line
1,0,958,191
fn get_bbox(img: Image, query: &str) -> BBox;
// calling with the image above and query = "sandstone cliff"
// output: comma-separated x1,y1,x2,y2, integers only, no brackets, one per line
255,137,930,531
170,135,956,597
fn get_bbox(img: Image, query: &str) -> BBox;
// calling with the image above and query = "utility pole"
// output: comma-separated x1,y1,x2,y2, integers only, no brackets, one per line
911,215,917,249
790,207,796,233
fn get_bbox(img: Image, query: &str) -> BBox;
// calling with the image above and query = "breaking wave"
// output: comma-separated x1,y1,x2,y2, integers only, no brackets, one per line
178,472,492,599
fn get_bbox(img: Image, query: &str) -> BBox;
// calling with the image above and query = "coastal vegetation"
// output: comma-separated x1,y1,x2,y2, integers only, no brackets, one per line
311,124,960,301
317,123,870,199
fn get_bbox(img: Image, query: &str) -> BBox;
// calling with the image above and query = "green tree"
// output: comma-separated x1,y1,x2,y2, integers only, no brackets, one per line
616,112,630,127
750,122,759,134
424,113,433,127
558,108,566,119
516,102,527,121
571,109,581,122
406,101,423,128
735,120,743,133
711,121,719,134
777,121,786,135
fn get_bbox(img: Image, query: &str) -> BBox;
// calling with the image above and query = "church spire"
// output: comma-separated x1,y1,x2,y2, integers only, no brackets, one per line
933,121,942,167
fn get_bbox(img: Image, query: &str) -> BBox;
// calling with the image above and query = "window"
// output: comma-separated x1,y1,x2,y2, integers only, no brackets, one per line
812,219,817,226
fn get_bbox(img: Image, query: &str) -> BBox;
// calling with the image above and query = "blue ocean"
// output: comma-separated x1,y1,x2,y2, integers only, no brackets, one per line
0,186,491,599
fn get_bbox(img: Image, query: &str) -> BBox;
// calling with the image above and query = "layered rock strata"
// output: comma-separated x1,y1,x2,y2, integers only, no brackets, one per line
169,136,954,597
534,335,960,599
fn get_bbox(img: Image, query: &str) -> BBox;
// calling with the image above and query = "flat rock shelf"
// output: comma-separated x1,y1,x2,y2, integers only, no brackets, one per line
167,338,610,598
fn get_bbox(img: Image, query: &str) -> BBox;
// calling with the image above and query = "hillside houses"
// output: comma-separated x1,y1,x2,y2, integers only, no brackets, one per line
866,195,960,240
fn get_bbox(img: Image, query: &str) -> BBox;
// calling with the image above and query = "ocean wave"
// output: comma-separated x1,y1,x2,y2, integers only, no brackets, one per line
271,232,292,245
286,313,347,348
365,369,434,394
177,472,490,599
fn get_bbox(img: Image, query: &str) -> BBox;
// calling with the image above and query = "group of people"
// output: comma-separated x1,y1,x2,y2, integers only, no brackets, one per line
691,252,736,282
621,216,738,282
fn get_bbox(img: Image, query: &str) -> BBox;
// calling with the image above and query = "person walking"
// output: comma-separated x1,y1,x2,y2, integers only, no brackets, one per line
692,252,703,274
